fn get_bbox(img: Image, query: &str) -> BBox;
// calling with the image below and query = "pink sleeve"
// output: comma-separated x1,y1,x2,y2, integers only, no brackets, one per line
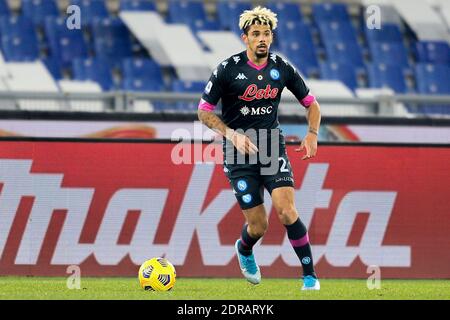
198,98,216,112
300,94,316,108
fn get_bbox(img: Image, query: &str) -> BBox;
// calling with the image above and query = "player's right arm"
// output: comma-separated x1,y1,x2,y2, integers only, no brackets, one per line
197,65,258,155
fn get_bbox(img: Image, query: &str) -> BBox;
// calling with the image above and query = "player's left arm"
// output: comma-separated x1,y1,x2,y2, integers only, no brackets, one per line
282,59,321,160
295,100,321,160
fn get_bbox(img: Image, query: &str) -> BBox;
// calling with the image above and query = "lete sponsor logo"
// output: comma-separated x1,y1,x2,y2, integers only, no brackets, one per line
238,84,279,101
0,159,410,268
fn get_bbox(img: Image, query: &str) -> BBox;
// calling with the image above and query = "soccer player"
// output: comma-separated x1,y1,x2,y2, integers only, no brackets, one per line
197,6,321,290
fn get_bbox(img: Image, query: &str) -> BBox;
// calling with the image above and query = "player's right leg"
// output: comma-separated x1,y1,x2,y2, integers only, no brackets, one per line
235,204,267,284
225,164,267,285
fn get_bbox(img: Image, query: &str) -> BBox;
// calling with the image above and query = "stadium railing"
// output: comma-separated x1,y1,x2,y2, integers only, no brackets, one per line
0,91,449,117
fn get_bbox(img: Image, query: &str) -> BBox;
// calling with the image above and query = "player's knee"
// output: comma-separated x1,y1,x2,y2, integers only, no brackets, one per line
277,206,299,225
248,219,268,238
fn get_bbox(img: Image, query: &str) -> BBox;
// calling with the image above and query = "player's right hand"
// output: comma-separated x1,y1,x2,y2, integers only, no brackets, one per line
230,131,258,155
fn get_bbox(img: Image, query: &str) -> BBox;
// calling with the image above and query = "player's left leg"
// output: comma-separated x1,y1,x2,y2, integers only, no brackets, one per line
271,186,320,290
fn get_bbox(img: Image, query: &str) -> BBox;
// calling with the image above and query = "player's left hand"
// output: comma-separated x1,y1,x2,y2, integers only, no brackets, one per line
295,132,318,160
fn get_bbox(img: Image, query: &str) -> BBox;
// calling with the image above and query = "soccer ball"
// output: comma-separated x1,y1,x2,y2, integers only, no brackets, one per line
138,257,176,291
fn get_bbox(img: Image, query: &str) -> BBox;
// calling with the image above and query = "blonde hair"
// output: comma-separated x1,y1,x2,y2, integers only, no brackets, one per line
239,6,278,33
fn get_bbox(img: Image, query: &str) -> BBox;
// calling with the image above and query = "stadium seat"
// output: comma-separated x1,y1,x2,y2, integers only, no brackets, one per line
172,79,206,93
72,58,114,90
324,41,364,67
21,0,59,27
45,17,88,68
415,41,450,64
0,16,39,61
217,1,251,35
277,21,314,45
119,0,156,12
370,42,410,67
318,20,359,45
167,0,207,23
365,23,403,43
69,0,109,25
367,63,408,93
122,58,164,84
312,3,350,22
187,19,220,33
320,62,359,91
0,0,9,16
415,63,450,94
414,63,450,114
42,56,63,80
171,79,206,111
122,77,163,91
267,2,303,25
166,0,220,33
92,17,133,68
279,40,319,77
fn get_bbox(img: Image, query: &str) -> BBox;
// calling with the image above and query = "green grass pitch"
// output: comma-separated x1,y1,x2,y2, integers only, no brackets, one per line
1,277,449,300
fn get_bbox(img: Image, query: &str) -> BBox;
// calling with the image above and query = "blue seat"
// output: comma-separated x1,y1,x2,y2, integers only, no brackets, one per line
267,1,303,24
312,3,350,22
45,17,88,68
415,41,450,64
318,20,359,44
167,0,220,33
92,17,133,68
275,21,313,52
277,21,314,43
0,15,39,61
167,0,207,23
370,42,409,67
0,0,9,16
187,18,220,33
279,40,319,77
122,77,163,92
72,58,114,90
217,1,251,34
0,15,37,38
324,41,364,67
43,56,62,80
122,58,164,84
172,80,206,92
171,80,206,111
367,63,408,93
119,0,156,11
1,34,40,61
365,23,403,43
69,0,109,25
413,63,450,114
320,62,358,91
415,63,450,94
22,0,59,26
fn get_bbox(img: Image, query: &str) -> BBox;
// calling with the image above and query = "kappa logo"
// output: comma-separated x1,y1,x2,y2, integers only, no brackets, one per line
235,73,248,80
233,56,241,64
270,53,277,63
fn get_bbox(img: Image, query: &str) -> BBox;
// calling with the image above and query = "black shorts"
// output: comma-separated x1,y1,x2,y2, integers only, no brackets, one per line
223,148,295,210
